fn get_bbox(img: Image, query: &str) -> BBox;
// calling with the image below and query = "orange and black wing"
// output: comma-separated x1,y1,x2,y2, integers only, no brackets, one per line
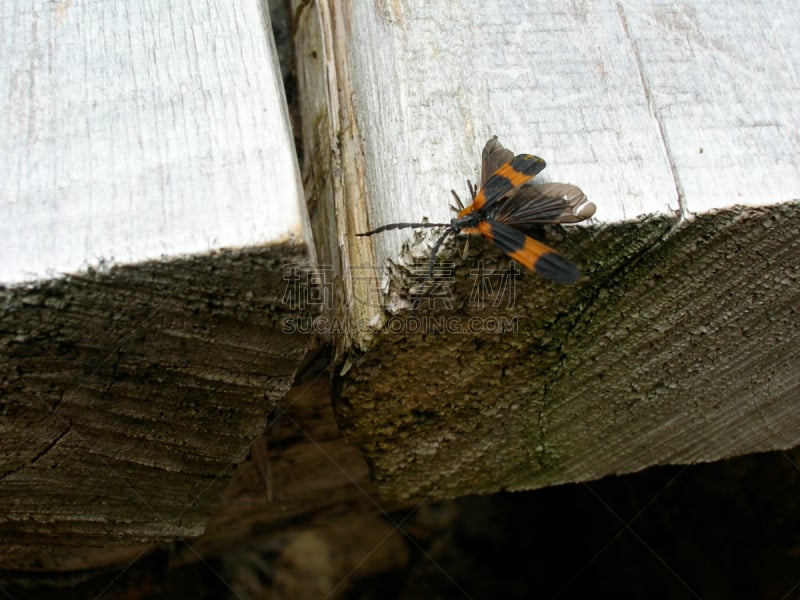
466,153,546,215
492,182,596,228
481,136,515,186
477,219,580,284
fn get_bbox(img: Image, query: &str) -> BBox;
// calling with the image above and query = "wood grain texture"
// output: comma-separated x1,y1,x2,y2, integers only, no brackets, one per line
337,204,800,498
293,1,800,498
0,246,312,569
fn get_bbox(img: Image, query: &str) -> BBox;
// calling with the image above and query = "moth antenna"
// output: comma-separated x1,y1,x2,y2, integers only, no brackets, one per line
357,222,449,236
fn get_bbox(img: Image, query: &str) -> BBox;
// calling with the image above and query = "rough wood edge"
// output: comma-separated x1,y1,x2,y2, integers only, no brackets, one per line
0,243,314,569
335,202,800,499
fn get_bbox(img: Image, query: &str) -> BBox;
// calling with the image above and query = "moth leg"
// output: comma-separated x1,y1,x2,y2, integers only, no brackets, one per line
426,229,453,280
450,189,464,212
468,179,478,202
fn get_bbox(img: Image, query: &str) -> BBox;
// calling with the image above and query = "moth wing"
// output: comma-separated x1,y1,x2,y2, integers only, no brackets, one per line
481,136,515,186
493,182,596,227
477,220,580,284
469,153,546,213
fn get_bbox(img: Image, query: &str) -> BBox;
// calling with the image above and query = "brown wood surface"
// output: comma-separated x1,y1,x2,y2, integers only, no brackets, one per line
0,245,312,570
335,205,800,498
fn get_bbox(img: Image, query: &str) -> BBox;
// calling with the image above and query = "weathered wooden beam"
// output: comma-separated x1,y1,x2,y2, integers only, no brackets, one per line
0,0,313,568
296,1,800,499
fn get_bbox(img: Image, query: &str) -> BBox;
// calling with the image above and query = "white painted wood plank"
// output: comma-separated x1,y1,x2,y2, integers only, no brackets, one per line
0,0,306,284
619,1,800,214
349,0,799,273
352,0,677,274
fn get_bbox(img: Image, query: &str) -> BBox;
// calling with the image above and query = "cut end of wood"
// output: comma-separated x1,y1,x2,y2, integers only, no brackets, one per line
335,203,800,500
0,243,317,568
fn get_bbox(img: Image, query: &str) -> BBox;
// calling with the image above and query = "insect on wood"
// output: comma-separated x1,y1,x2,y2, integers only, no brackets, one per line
358,136,596,283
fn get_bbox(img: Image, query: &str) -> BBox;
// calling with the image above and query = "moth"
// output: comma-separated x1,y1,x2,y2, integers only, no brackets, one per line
358,136,596,283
